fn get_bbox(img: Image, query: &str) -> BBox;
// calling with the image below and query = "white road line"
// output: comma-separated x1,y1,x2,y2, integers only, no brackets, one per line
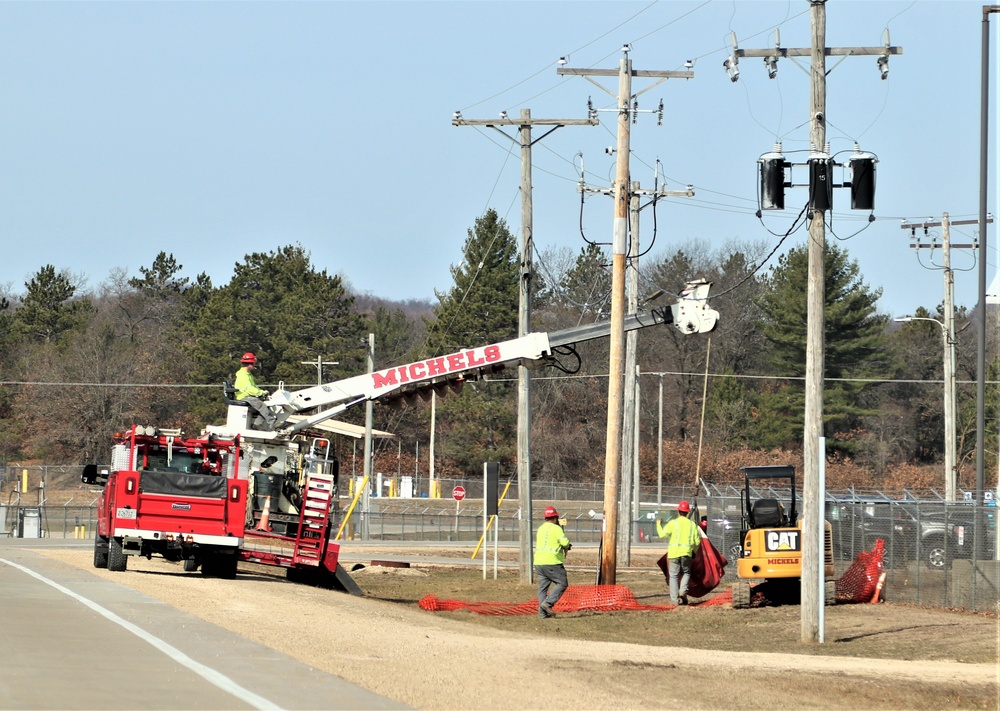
0,557,282,711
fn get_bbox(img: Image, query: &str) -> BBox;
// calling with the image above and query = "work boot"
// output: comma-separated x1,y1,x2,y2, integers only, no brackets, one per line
678,595,688,606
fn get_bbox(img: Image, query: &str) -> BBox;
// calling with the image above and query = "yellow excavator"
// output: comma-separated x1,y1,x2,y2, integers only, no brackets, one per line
731,465,835,608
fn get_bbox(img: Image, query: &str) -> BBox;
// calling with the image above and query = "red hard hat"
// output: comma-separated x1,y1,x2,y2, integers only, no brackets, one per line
241,352,257,364
677,500,691,513
544,506,559,519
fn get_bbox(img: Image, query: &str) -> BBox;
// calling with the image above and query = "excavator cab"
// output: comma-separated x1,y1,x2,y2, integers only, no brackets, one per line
732,465,835,608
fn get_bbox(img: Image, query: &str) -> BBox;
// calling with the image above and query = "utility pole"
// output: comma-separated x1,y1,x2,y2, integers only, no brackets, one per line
453,108,596,583
559,48,692,584
619,183,641,567
619,179,693,564
977,6,1000,513
735,0,901,643
363,333,375,540
902,214,991,501
301,356,337,386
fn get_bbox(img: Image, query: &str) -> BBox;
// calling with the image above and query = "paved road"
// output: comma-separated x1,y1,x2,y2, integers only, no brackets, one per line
0,541,405,710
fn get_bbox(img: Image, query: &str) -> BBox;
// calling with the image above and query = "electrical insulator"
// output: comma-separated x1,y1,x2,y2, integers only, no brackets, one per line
849,147,877,210
758,143,786,210
808,150,833,211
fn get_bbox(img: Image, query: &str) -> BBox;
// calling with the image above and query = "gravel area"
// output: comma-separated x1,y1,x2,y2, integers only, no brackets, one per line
38,548,1000,710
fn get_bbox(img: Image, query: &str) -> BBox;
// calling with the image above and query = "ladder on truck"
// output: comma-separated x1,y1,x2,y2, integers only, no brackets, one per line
291,438,337,566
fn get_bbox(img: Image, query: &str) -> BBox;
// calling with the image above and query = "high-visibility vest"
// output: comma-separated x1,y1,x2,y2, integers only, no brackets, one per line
657,514,701,558
234,367,265,400
533,521,570,565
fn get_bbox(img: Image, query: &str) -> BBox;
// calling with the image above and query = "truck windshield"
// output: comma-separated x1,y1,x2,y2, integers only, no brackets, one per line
142,450,209,474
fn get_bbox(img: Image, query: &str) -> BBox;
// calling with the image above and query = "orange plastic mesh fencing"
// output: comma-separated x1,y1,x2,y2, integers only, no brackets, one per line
419,584,730,616
835,539,886,603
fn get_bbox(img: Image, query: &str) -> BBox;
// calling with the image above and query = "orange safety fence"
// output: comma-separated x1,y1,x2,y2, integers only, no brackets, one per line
419,584,731,615
419,541,886,615
835,538,886,603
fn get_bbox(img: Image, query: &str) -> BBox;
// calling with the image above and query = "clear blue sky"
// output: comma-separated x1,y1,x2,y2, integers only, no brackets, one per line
0,1,996,319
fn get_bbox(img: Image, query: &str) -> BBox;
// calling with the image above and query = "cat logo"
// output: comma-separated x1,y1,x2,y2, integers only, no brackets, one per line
765,530,800,551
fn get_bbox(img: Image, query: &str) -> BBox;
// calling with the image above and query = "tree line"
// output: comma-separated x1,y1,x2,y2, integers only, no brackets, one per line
0,209,996,493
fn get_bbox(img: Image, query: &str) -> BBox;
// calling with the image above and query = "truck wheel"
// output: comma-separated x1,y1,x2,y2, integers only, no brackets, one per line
217,551,238,579
93,536,109,569
924,538,949,569
201,550,238,579
108,537,127,572
732,580,752,609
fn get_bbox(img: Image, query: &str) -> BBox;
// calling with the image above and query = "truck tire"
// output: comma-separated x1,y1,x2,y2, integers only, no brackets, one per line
201,549,238,579
924,537,949,569
217,551,238,579
108,537,127,572
93,536,109,569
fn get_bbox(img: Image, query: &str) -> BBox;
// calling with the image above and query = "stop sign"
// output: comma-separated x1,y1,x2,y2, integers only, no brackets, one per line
452,486,466,501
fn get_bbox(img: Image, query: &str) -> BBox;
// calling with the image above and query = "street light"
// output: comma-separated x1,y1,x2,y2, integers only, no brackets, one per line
895,316,957,500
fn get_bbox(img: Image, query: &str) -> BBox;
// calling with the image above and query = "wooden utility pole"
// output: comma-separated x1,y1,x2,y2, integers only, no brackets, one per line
619,183,641,567
736,0,901,643
902,214,991,501
559,50,692,584
453,109,596,583
802,6,827,645
619,179,693,564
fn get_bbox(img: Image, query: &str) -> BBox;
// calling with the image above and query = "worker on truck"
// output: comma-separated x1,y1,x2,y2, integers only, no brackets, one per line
657,500,701,606
235,352,277,430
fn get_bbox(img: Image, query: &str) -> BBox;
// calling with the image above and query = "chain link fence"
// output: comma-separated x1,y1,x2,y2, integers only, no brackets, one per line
4,466,997,612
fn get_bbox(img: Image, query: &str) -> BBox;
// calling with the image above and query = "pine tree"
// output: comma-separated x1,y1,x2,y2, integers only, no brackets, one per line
424,210,519,471
752,241,889,451
14,265,94,345
182,244,367,425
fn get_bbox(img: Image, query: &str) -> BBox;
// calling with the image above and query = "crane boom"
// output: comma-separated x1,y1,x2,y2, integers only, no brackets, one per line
258,279,718,434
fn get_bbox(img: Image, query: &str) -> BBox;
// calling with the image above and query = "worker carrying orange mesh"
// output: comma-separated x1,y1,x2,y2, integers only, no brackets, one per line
533,506,572,619
656,500,702,605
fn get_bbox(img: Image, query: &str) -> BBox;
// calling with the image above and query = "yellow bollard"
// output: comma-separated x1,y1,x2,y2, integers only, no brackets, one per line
336,474,369,541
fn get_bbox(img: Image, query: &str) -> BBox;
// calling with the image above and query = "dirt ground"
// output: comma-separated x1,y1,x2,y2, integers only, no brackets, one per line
39,545,1000,711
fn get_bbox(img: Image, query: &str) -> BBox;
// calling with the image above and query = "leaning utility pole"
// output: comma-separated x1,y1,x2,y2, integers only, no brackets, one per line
619,179,693,565
735,0,901,643
452,108,596,584
558,48,692,585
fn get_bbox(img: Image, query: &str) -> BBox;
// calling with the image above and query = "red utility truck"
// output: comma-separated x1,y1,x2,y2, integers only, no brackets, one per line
83,279,720,593
83,426,247,578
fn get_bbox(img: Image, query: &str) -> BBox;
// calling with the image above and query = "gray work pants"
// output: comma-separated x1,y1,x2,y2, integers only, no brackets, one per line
242,396,276,429
668,555,692,604
535,564,568,616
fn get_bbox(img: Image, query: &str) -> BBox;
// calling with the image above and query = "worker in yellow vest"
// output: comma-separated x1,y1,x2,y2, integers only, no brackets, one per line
234,352,277,430
533,506,572,619
656,500,701,605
